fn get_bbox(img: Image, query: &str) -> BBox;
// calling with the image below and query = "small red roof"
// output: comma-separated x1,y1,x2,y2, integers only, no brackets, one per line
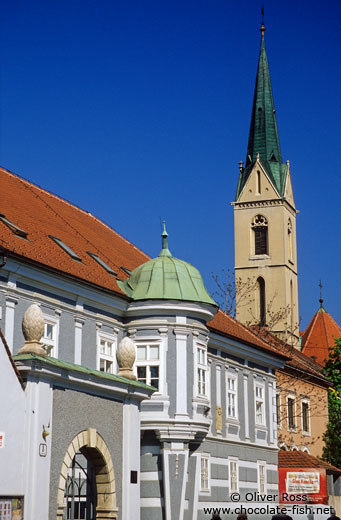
278,451,341,473
301,307,341,365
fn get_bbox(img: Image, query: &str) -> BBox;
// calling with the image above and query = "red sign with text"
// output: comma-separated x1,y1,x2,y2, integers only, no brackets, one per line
278,468,327,504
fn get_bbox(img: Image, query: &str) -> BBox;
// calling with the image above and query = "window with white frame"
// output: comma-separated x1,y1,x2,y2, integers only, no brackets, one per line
98,333,117,374
229,459,239,493
42,315,59,357
258,462,266,494
255,384,265,425
227,375,238,419
200,455,210,492
197,345,208,396
301,399,310,434
135,342,160,390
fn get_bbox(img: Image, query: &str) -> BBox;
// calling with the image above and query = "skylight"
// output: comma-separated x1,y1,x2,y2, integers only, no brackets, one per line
0,213,28,239
87,252,117,276
48,236,81,261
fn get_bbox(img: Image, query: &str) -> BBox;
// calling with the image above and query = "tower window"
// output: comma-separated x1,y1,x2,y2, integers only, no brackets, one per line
257,277,266,326
257,171,261,194
252,215,268,255
288,219,293,262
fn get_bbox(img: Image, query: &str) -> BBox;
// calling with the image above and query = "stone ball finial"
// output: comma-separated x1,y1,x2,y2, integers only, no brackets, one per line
18,303,46,357
116,337,136,380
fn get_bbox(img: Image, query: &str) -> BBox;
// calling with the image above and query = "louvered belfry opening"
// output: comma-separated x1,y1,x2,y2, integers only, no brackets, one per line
252,214,268,255
254,226,268,255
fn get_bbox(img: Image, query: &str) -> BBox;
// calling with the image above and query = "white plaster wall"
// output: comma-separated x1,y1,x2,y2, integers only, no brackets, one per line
23,376,53,520
122,400,141,520
0,345,25,494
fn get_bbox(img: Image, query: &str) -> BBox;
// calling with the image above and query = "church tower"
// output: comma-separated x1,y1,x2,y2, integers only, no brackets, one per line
233,23,299,346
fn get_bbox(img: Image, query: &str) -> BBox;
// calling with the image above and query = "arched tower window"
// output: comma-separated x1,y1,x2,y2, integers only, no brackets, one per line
290,279,294,332
288,218,293,261
252,215,268,255
257,276,266,326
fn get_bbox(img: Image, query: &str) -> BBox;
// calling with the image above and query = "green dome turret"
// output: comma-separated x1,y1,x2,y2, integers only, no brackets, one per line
117,222,217,307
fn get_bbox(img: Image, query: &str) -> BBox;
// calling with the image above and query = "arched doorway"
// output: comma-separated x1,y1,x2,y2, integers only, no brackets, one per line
64,450,97,519
57,429,118,520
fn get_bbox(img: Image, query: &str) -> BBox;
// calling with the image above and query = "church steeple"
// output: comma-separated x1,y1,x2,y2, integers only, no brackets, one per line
233,22,299,347
236,24,287,200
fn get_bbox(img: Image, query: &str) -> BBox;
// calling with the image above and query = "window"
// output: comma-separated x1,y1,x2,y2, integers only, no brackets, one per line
227,375,238,419
258,462,266,494
301,400,310,434
197,346,208,396
229,459,239,493
288,219,293,262
0,213,28,239
255,384,265,425
252,215,268,255
257,170,261,194
87,252,117,276
42,315,59,357
287,396,296,430
49,235,81,261
257,277,266,326
276,392,281,427
135,342,160,390
200,455,210,492
98,336,116,373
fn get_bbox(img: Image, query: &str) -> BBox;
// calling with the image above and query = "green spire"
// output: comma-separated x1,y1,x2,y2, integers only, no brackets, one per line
236,24,287,199
159,220,172,257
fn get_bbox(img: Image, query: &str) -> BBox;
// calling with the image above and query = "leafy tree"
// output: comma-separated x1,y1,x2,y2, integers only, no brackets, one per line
322,338,341,467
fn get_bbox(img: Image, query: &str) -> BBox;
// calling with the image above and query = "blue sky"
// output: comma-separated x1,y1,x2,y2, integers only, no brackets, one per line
0,0,340,330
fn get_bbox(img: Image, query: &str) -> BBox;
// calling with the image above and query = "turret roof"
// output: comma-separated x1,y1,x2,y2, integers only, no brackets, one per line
117,222,217,306
301,306,341,365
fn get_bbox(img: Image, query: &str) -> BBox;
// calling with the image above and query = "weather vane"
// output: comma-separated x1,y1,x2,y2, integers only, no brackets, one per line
319,280,324,308
260,6,265,37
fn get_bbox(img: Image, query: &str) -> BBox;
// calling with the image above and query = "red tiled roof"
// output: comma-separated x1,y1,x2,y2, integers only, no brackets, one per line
0,167,150,294
208,310,289,360
278,451,341,473
301,308,341,365
249,326,328,383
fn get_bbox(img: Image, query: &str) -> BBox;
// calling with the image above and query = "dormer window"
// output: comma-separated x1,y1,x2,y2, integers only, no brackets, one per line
0,214,28,239
87,252,117,276
49,236,81,261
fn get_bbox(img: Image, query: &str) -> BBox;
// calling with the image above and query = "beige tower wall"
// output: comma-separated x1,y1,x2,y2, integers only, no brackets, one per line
233,162,299,345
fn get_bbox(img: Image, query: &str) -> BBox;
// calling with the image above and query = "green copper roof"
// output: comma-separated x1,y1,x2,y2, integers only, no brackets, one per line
13,353,155,390
236,25,287,199
117,222,217,307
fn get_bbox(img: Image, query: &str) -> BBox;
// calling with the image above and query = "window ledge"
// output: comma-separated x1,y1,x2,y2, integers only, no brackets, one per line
288,427,297,433
302,431,311,437
226,418,240,425
249,255,270,261
255,424,268,430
